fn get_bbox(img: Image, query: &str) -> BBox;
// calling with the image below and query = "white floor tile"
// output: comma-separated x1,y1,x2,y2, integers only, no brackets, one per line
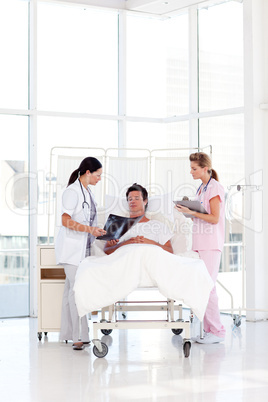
0,313,268,402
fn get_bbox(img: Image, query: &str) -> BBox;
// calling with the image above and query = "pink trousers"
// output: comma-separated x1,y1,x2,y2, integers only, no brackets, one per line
198,250,226,338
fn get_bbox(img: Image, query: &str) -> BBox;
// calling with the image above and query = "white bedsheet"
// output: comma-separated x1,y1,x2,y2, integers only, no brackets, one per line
74,244,214,321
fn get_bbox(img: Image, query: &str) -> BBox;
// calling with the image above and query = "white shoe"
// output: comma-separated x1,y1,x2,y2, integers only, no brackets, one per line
191,330,208,342
195,332,224,344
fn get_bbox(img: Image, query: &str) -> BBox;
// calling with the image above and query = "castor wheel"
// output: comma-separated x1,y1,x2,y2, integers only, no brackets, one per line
93,342,108,358
171,319,184,335
101,329,113,335
172,328,183,335
233,315,242,327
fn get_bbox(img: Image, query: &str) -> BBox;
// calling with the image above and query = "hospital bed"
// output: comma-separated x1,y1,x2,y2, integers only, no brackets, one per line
49,146,213,358
73,196,214,358
74,243,213,358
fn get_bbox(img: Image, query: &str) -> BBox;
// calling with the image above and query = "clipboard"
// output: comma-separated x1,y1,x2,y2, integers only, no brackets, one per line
97,214,143,240
173,200,208,218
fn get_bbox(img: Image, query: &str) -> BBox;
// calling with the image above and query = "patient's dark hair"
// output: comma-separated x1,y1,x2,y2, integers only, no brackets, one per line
126,183,148,210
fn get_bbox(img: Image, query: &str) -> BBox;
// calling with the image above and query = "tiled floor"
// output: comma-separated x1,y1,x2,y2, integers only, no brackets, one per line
1,312,268,402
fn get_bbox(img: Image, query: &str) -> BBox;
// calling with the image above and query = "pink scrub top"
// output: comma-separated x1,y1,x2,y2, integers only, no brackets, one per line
192,178,225,252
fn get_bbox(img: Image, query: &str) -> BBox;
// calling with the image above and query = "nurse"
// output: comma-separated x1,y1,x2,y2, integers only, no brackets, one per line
55,157,106,345
175,152,225,344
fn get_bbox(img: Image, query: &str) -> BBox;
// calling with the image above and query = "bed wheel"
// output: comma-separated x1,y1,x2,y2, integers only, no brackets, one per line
183,341,191,358
101,329,113,335
37,332,42,341
171,328,183,335
233,315,242,327
171,319,183,335
93,342,109,358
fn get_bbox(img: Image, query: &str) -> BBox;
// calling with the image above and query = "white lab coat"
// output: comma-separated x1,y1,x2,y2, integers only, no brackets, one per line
55,179,97,266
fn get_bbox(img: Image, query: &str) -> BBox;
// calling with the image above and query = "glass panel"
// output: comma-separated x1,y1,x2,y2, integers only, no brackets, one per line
165,15,189,117
37,3,118,114
0,115,29,317
126,121,189,196
198,1,243,112
37,116,118,242
0,0,28,109
199,114,244,189
126,13,188,117
126,121,189,150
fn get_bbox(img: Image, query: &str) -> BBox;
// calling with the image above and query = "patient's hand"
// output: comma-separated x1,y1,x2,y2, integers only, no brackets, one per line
106,239,119,247
140,238,156,245
125,237,156,245
127,236,145,244
104,236,144,255
129,237,174,254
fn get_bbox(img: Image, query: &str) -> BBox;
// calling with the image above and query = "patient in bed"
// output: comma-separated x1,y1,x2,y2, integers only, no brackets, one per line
74,183,214,321
104,183,173,255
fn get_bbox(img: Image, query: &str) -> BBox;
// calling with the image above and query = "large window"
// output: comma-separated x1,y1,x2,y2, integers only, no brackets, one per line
0,0,245,317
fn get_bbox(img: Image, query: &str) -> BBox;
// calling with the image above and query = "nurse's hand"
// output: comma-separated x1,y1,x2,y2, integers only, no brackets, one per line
89,227,107,237
174,204,193,215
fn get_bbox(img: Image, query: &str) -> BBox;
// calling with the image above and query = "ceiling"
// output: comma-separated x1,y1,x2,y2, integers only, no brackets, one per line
61,0,213,16
125,0,210,14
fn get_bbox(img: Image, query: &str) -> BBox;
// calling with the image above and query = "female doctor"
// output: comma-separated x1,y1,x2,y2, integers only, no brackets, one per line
175,152,225,344
55,157,106,345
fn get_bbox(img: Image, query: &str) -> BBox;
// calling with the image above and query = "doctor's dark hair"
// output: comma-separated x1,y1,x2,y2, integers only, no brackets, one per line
189,152,219,182
67,157,102,186
126,183,148,210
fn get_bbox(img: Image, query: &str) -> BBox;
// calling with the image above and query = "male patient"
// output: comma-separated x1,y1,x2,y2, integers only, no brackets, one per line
74,183,214,332
104,183,173,255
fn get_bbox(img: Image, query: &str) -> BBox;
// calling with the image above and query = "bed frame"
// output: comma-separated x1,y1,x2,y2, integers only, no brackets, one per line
91,297,192,358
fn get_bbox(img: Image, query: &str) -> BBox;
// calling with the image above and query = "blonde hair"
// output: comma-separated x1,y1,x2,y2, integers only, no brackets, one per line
189,152,219,181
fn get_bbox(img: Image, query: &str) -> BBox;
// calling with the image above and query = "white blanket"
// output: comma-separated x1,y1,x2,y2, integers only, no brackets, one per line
74,244,214,321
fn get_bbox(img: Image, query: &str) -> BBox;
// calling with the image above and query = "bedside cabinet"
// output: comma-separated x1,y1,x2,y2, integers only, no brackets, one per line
37,245,65,340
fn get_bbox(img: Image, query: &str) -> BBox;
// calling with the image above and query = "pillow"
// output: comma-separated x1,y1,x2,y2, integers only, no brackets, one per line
146,193,174,223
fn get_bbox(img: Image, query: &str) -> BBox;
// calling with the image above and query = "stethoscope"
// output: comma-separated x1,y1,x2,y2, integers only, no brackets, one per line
78,178,90,222
196,175,212,201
